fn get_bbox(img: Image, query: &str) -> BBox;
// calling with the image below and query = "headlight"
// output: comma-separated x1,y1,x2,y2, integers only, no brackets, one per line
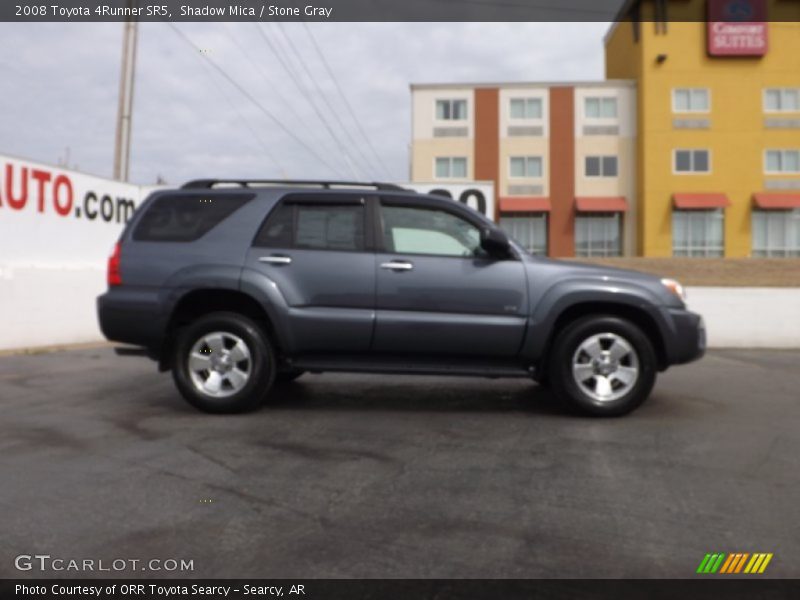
661,278,687,302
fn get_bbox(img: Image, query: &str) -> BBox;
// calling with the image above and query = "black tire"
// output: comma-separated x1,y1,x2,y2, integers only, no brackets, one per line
548,315,657,417
532,372,549,387
275,369,305,384
172,312,275,413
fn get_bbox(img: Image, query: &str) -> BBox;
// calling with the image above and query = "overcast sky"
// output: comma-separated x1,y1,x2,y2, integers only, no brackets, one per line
0,22,609,185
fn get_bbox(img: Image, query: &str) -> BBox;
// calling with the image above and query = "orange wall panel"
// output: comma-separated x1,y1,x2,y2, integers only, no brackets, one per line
548,87,575,257
474,88,500,221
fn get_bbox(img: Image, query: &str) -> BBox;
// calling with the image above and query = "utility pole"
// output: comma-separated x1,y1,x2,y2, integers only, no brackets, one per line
113,8,138,182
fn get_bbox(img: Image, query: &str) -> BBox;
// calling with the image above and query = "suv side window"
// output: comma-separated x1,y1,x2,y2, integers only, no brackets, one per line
381,204,482,257
255,202,293,247
296,205,363,251
254,198,365,251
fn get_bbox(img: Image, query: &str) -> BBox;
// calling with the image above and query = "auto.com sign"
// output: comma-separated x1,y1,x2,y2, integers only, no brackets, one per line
707,0,768,57
0,154,153,266
0,154,158,351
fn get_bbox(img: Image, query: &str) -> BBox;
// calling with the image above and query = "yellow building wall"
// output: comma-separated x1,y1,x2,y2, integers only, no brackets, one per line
606,3,800,257
606,21,647,254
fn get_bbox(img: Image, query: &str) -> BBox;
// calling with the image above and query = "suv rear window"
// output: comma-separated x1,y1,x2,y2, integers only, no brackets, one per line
133,193,253,242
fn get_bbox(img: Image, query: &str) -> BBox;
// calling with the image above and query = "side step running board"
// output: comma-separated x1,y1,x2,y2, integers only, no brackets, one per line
288,356,535,379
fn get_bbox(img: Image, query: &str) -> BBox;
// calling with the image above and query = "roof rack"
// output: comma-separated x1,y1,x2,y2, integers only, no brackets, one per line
181,179,408,192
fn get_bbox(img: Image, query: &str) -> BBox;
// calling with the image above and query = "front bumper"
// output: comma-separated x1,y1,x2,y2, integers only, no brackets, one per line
665,307,706,365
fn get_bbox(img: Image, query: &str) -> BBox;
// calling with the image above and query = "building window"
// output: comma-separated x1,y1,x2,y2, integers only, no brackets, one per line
509,98,542,120
435,99,467,121
672,209,724,257
509,156,543,178
435,157,467,179
585,155,619,177
752,210,800,257
499,213,548,256
673,88,710,113
584,97,617,119
764,89,800,113
764,150,800,174
674,149,711,173
575,213,621,257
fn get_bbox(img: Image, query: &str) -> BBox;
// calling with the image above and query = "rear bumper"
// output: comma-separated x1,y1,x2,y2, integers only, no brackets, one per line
97,288,166,352
664,307,706,366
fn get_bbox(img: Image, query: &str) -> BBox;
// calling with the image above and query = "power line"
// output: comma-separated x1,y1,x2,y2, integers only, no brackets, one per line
256,22,361,178
197,55,287,176
167,23,345,177
273,22,379,179
220,23,334,161
170,24,286,175
254,23,362,179
301,23,394,180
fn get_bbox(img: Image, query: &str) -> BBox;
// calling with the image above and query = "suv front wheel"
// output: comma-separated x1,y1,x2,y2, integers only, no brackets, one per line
172,312,275,413
548,315,657,417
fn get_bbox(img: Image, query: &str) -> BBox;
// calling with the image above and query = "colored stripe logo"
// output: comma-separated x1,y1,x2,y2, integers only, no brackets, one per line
696,553,773,574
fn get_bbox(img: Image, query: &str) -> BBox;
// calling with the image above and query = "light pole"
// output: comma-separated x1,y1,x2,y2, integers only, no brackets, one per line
113,8,138,182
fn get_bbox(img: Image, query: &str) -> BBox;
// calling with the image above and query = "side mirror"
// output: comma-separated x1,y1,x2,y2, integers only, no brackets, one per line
480,227,510,257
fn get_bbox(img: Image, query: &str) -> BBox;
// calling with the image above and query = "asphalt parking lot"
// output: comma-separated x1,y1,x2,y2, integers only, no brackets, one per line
0,346,798,579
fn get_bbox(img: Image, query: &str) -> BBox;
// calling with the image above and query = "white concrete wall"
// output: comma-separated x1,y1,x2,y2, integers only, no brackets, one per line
0,154,161,351
686,287,800,348
0,264,106,349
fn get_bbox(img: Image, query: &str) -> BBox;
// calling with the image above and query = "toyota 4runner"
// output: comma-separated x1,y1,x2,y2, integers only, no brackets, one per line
97,180,705,416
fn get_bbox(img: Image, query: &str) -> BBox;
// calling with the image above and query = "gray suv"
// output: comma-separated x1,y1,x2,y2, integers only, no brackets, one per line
97,180,705,416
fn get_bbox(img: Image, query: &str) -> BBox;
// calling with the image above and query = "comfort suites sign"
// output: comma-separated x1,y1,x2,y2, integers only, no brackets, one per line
707,0,768,56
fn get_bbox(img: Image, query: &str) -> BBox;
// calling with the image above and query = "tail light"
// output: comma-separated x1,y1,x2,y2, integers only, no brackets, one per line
107,242,122,286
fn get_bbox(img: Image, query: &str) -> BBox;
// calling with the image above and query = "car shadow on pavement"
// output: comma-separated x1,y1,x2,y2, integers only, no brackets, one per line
263,377,570,416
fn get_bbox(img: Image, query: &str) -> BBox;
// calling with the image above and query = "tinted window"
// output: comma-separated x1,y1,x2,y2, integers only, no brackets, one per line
693,150,709,172
133,193,252,242
254,202,365,251
381,204,481,257
675,150,692,172
602,156,618,176
254,203,293,247
296,205,363,250
585,156,600,176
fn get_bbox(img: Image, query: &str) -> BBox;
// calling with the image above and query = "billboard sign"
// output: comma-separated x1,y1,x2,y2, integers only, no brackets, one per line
399,181,496,222
0,154,156,266
707,0,768,56
0,154,166,350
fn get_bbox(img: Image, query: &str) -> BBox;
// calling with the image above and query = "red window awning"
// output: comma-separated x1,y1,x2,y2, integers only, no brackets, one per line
753,193,800,209
574,196,629,212
499,197,551,213
673,193,730,209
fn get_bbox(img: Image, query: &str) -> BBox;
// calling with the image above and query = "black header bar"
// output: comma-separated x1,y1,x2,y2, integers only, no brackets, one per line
3,0,800,23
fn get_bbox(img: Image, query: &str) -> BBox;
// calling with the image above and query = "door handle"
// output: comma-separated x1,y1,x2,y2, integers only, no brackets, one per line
259,255,292,265
380,260,413,271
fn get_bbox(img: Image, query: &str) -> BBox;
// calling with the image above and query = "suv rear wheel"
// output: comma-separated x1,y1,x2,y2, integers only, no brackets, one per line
172,312,275,413
548,315,657,417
